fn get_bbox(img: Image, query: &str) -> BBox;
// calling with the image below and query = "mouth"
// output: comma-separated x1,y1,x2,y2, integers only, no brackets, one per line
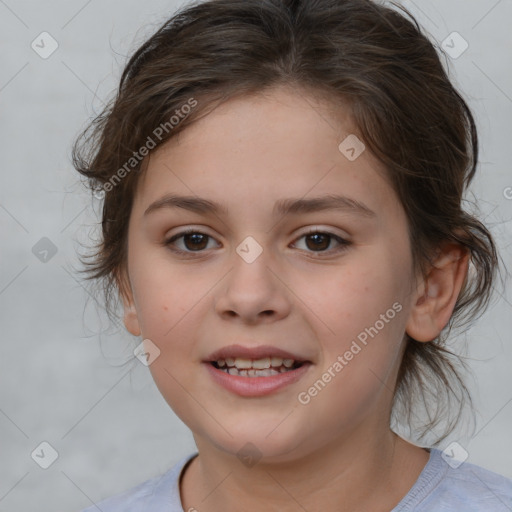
210,357,304,377
204,344,312,397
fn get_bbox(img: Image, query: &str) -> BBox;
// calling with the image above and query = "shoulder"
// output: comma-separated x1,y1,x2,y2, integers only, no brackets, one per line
396,448,512,512
436,454,512,510
79,453,197,512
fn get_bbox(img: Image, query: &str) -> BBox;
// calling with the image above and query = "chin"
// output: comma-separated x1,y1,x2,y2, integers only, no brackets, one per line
195,414,314,464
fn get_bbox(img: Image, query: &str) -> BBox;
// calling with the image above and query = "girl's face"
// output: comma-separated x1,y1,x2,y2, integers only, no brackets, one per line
122,86,420,461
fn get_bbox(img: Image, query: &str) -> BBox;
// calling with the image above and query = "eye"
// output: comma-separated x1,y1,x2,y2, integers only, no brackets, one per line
164,229,220,254
163,228,351,257
291,229,351,255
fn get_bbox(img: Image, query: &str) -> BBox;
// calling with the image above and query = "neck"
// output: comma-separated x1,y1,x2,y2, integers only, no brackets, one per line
181,426,429,512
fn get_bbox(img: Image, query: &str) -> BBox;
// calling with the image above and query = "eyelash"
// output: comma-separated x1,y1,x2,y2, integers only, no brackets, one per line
163,228,352,258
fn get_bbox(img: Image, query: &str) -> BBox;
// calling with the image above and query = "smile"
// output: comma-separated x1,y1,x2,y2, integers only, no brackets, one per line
205,362,311,397
212,357,303,377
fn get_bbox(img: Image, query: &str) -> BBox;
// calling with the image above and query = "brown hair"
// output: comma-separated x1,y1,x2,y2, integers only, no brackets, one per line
73,0,499,443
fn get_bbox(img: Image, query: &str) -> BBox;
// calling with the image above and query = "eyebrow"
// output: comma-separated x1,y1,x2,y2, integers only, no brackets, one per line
143,193,376,218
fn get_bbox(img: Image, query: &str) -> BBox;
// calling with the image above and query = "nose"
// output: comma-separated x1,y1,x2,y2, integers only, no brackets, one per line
214,245,292,325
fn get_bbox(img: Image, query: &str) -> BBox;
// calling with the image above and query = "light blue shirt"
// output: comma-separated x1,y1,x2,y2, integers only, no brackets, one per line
79,448,512,511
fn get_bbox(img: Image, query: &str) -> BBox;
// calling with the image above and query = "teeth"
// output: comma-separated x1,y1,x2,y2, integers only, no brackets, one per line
251,357,270,369
216,356,294,370
220,367,283,377
216,362,303,377
234,358,252,369
214,356,302,377
261,368,280,377
270,357,284,367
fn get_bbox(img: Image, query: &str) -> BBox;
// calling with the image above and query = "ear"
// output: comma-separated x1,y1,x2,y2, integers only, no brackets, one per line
405,243,469,342
118,270,141,337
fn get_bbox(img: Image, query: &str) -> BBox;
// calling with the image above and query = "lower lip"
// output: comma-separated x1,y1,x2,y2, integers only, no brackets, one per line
204,362,311,397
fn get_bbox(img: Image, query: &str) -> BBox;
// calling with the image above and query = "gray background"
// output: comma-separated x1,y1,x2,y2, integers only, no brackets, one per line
0,1,511,510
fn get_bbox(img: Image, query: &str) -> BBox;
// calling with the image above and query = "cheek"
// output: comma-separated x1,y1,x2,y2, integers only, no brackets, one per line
293,266,407,432
290,256,409,408
128,245,210,338
130,259,212,421
291,257,404,339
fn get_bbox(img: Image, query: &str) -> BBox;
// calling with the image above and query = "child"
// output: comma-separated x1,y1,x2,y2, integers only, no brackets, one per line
74,0,512,510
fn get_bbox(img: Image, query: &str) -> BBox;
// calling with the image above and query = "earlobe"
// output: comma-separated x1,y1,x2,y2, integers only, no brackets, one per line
119,274,141,337
405,244,469,343
123,301,142,337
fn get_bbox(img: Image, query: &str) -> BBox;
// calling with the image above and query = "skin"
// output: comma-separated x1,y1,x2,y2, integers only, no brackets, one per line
121,85,469,512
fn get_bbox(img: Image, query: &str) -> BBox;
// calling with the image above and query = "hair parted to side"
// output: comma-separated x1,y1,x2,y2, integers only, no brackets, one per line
72,0,499,443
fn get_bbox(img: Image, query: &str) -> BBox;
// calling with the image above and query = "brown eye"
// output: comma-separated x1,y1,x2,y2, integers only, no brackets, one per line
304,233,331,251
182,233,209,251
164,230,219,253
292,230,351,256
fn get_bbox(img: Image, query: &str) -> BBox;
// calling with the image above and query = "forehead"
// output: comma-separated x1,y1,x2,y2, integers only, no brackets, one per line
133,86,399,221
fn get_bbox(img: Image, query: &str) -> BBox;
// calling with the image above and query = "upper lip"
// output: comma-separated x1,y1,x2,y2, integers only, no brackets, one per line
205,344,309,362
